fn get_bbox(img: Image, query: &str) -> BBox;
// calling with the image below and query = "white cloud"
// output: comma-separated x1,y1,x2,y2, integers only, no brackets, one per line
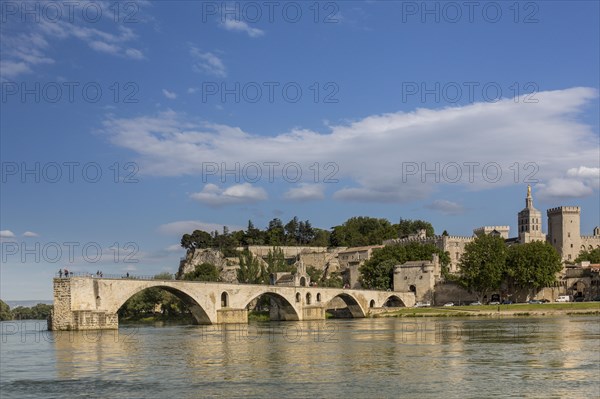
166,244,184,252
190,47,227,78
162,89,177,99
221,19,265,38
89,40,120,54
22,231,39,237
0,230,16,238
102,87,599,203
187,87,198,94
537,179,594,199
158,220,244,235
1,6,144,78
125,48,145,60
190,183,268,206
425,200,465,215
283,184,325,201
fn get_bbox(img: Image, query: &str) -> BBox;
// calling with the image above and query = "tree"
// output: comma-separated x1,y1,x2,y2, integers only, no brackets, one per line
458,235,507,301
330,217,396,247
183,263,220,282
395,218,435,238
359,242,450,290
266,247,292,274
237,250,265,284
285,217,299,244
266,218,285,245
506,241,563,297
575,247,600,263
0,300,12,321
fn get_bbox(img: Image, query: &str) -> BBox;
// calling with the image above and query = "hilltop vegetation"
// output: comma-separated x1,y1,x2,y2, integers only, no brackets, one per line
180,216,435,254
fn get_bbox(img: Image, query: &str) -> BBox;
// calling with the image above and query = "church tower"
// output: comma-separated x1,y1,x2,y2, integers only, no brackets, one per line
518,185,545,244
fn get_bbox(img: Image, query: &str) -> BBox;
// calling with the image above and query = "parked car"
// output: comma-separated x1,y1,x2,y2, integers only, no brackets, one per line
540,299,550,303
414,301,431,308
470,301,482,306
488,301,501,305
556,295,571,303
592,296,600,302
443,302,454,307
501,300,513,305
528,299,543,304
574,296,585,302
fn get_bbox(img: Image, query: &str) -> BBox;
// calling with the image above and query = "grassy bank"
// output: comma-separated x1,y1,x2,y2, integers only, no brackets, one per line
373,302,600,318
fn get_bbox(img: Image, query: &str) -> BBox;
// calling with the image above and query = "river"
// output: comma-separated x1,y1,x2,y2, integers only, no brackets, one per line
1,316,599,398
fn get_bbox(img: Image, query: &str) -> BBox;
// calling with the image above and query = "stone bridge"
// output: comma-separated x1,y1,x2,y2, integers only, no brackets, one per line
49,277,415,330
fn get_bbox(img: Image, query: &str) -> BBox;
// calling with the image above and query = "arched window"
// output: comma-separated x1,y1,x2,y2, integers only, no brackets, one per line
306,293,312,305
369,300,375,308
296,292,301,303
221,292,229,308
316,293,321,302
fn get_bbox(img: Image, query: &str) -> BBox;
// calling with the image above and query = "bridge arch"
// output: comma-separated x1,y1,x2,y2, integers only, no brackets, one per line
245,292,300,321
383,295,406,307
326,293,366,318
112,284,212,324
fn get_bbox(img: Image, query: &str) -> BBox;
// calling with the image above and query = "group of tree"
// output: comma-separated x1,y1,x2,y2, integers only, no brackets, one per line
0,301,53,321
181,217,435,255
330,217,435,248
458,235,563,301
118,272,193,322
236,247,297,285
575,247,600,263
180,217,331,255
359,242,451,290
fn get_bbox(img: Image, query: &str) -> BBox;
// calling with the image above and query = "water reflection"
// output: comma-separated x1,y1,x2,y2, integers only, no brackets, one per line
1,317,598,398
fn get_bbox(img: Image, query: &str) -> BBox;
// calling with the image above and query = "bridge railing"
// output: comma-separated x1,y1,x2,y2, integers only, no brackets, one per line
55,271,171,281
53,272,400,292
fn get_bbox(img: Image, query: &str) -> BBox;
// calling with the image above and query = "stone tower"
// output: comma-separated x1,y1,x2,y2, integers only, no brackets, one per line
547,206,581,262
518,185,545,244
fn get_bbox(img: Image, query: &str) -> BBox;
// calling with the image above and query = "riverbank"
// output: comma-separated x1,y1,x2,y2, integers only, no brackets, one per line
372,302,600,318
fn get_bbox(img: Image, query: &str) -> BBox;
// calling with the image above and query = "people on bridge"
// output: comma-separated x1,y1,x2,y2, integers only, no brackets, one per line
58,269,63,278
64,269,69,278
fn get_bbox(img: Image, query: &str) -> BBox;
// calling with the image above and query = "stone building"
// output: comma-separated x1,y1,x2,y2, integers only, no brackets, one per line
386,186,599,275
393,254,441,302
473,226,510,239
337,245,384,288
547,206,600,262
518,185,546,244
384,234,473,273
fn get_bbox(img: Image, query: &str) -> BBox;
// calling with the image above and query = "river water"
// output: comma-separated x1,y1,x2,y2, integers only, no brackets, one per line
1,316,599,398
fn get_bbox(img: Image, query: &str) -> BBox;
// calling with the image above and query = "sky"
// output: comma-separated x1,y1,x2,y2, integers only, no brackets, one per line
1,0,599,300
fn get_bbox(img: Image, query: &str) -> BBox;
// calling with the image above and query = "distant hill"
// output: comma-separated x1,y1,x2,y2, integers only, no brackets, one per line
3,300,53,309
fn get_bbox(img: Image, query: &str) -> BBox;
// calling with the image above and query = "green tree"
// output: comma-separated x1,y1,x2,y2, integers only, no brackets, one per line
182,263,220,282
330,217,397,247
575,247,600,263
285,217,299,244
394,218,435,238
0,300,12,321
360,259,397,290
266,247,292,274
458,235,507,301
266,218,285,245
506,241,563,296
237,250,265,284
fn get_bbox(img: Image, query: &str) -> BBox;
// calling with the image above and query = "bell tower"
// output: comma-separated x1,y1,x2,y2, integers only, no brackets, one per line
518,185,545,244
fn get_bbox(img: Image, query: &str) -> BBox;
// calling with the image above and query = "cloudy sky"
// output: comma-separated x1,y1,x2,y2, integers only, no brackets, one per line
1,1,599,300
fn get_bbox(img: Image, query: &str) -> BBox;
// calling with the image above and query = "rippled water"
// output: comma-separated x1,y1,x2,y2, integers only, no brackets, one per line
1,316,599,398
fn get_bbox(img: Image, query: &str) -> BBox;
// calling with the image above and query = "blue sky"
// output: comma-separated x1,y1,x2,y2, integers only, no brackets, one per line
1,0,599,300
